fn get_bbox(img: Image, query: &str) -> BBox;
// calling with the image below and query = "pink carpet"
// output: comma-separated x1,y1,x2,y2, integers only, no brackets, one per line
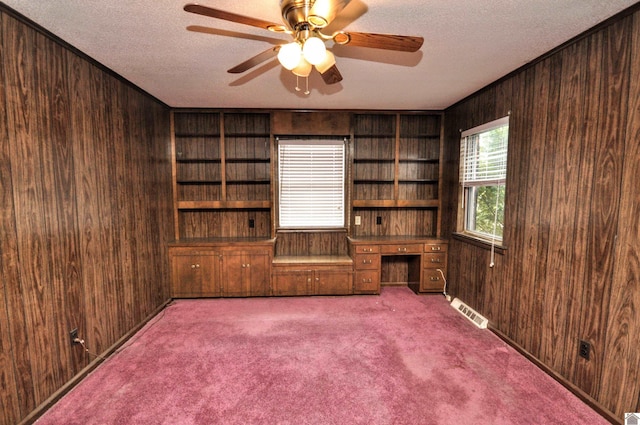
36,287,609,424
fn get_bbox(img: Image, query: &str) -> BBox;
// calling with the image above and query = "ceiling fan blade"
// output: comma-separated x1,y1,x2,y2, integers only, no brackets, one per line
319,64,343,85
184,4,288,32
308,0,351,28
333,31,424,52
228,46,281,73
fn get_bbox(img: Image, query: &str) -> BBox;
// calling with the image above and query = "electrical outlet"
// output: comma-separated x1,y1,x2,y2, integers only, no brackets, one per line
70,328,79,345
579,340,591,360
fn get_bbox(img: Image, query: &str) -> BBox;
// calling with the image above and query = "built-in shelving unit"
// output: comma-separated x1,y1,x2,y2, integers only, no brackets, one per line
169,110,445,298
351,112,443,237
171,111,272,240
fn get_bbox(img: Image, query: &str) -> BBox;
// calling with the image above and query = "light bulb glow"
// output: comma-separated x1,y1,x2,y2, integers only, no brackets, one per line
292,58,312,77
315,50,336,74
302,37,327,66
278,42,302,70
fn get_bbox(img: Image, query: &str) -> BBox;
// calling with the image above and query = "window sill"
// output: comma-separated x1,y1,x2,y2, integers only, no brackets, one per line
277,228,347,233
452,232,507,254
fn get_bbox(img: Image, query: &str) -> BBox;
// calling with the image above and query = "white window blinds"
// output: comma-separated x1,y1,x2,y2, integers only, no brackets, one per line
460,116,509,186
278,139,345,228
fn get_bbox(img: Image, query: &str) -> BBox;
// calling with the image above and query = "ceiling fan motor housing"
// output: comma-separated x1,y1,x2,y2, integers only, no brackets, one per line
281,0,322,30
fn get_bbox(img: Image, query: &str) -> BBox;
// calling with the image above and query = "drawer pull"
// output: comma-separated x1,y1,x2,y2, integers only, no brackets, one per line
191,264,200,269
431,246,442,251
362,278,372,283
430,258,442,263
363,248,373,253
398,247,407,252
362,259,372,264
430,276,440,281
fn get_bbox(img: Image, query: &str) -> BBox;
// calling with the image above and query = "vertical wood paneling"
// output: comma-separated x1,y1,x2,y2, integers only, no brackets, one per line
6,18,63,406
541,41,586,374
0,12,24,424
444,6,640,419
1,8,172,423
503,68,533,347
599,11,640,413
569,27,607,394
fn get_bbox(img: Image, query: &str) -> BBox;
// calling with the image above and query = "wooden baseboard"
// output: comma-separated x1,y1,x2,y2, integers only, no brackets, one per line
489,325,621,425
19,299,173,425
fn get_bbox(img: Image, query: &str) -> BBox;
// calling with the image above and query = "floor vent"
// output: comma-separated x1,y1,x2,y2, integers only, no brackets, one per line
450,298,488,329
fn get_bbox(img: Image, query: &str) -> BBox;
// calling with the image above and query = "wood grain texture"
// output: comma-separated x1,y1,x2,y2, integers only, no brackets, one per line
443,6,640,419
598,11,640,413
1,8,172,423
0,12,25,424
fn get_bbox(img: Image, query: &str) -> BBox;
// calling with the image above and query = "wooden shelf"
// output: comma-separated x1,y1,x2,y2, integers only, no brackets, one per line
175,133,220,138
354,179,395,184
352,199,439,208
226,179,270,184
398,158,439,163
176,158,221,163
178,200,271,210
177,180,222,185
226,157,270,163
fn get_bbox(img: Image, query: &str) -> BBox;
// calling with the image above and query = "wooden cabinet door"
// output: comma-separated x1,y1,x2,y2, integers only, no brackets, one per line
221,250,271,297
246,251,270,296
315,268,353,295
221,252,250,297
170,251,220,297
272,269,313,296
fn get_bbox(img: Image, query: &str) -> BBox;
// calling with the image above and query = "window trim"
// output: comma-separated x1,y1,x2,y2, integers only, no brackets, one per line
458,116,509,247
276,137,347,230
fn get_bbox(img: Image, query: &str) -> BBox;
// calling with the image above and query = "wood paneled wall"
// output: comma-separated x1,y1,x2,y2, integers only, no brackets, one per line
442,6,640,420
0,8,173,424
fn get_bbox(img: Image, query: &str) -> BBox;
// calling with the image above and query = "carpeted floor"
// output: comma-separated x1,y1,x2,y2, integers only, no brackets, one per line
36,287,609,424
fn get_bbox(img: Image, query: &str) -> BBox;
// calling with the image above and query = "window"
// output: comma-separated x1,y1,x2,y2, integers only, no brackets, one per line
278,138,346,228
459,116,509,244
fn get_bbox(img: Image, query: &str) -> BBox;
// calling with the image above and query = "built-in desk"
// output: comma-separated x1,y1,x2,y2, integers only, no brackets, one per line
347,236,448,294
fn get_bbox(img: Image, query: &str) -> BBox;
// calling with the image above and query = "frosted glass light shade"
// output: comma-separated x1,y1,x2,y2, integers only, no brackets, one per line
315,50,336,74
278,42,302,70
302,37,327,65
292,58,312,77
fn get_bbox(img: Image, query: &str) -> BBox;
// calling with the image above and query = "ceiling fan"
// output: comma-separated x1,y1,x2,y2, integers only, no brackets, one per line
184,1,424,93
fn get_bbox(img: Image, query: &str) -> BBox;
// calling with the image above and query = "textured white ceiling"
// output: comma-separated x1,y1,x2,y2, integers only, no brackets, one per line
2,0,638,110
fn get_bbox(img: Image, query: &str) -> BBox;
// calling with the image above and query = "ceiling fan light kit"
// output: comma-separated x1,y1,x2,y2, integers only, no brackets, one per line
184,1,424,95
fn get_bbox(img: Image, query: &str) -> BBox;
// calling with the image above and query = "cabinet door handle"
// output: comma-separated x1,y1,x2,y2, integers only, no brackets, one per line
191,264,200,269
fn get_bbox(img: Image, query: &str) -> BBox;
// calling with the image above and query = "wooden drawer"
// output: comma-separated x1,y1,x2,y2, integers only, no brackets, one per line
422,268,446,292
379,244,423,254
423,253,447,269
424,243,447,253
354,270,380,294
354,254,381,270
354,245,379,254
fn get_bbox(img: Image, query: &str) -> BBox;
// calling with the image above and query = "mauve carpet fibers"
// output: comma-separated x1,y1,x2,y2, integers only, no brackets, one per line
36,287,609,424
